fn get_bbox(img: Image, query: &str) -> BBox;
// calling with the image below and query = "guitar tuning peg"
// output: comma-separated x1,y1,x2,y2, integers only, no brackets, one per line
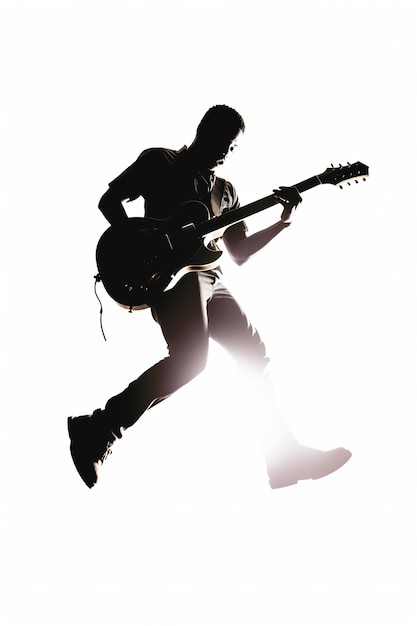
347,181,351,186
347,161,351,165
331,163,334,168
355,179,359,183
339,185,343,189
339,163,342,168
363,178,367,182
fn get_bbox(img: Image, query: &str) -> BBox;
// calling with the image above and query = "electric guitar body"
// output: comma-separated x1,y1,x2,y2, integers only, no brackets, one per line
96,200,222,310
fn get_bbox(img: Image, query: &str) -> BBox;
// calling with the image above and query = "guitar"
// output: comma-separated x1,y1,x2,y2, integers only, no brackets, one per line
96,161,368,310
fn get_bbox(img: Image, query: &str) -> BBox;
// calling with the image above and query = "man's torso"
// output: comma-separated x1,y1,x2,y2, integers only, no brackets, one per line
108,147,240,220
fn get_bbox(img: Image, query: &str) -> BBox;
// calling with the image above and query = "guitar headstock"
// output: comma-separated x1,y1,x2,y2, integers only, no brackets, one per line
319,162,369,187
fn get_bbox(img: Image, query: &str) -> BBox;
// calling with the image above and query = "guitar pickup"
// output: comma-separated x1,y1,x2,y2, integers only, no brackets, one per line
181,223,196,232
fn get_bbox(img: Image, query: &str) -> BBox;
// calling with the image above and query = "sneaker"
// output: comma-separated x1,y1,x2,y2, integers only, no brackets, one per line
67,410,122,488
268,443,352,489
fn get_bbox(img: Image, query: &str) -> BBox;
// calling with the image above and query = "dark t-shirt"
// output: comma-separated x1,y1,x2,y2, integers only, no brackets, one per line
108,146,243,222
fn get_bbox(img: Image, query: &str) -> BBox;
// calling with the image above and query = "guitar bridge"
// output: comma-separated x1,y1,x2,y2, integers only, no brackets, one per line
165,233,174,250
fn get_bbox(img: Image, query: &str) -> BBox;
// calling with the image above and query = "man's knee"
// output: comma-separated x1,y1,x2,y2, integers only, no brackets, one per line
182,349,208,380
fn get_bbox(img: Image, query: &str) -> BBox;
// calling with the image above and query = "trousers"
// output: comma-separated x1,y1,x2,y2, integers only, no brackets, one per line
104,271,271,430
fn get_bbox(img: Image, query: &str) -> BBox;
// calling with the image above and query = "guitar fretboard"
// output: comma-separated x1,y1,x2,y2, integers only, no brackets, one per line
196,175,322,239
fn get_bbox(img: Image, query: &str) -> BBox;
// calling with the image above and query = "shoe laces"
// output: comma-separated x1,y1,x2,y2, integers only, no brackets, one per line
98,432,118,464
100,440,114,463
95,428,122,465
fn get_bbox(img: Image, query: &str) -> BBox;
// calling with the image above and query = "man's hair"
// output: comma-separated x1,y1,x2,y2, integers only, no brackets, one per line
197,105,245,139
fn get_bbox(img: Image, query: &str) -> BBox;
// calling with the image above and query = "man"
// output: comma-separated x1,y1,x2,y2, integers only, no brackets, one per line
68,105,351,489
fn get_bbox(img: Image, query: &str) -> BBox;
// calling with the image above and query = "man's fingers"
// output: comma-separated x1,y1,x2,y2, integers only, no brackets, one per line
273,188,302,206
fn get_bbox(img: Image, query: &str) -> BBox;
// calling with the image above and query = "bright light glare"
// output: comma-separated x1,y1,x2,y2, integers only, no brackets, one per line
1,1,416,625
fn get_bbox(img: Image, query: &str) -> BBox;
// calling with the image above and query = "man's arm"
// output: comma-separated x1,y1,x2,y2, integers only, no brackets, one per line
223,186,302,265
98,149,154,225
98,187,130,226
223,219,291,265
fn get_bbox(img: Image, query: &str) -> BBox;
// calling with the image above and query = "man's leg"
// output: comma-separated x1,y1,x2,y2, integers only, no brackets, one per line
105,272,215,428
207,282,351,488
207,280,288,442
68,272,215,487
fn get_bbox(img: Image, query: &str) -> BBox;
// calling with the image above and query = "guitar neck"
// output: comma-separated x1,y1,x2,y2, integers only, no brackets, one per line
195,174,322,239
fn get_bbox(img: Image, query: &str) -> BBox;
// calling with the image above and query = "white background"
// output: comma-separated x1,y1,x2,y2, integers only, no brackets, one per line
1,0,416,624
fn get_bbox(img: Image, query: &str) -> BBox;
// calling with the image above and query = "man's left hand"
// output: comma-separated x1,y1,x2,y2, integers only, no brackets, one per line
273,186,302,222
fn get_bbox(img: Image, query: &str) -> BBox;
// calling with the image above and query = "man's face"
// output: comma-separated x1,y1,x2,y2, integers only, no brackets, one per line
198,130,242,169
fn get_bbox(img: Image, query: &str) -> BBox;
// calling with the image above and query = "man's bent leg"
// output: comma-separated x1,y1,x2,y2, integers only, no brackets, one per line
68,273,214,488
104,272,214,428
207,282,351,488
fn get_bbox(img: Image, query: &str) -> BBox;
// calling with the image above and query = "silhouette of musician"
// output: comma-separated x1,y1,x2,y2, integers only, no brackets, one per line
68,105,351,488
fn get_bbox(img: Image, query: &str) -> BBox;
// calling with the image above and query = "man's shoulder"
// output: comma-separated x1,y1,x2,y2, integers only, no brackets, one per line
136,146,185,167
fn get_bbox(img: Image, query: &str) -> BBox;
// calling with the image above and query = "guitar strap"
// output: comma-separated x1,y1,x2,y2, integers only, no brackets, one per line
211,176,225,217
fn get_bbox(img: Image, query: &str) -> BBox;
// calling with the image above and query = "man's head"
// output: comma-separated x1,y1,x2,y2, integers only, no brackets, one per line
197,105,245,140
190,105,245,170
